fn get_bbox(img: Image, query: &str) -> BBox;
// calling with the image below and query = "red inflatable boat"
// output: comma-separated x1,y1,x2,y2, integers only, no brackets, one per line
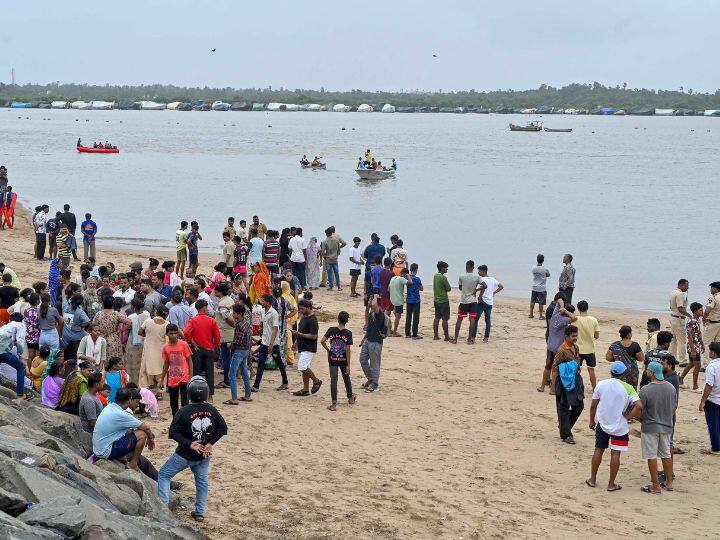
77,146,119,154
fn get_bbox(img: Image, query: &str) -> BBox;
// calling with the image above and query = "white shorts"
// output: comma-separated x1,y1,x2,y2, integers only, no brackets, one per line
298,351,314,371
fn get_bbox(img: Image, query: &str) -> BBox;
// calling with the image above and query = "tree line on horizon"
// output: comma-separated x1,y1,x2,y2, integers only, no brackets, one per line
2,82,720,110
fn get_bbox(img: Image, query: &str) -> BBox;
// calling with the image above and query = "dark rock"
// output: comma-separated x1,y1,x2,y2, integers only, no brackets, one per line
0,484,27,516
0,511,64,539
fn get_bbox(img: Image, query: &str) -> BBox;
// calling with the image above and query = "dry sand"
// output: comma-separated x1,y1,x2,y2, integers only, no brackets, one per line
2,208,715,539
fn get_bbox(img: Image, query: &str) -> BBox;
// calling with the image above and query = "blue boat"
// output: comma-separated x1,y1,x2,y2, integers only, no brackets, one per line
10,102,32,108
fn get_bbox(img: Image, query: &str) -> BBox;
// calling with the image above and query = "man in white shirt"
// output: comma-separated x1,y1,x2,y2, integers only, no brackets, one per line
112,274,136,312
33,205,50,260
288,227,308,289
587,361,641,491
251,294,289,391
700,341,720,455
471,265,504,343
348,236,364,298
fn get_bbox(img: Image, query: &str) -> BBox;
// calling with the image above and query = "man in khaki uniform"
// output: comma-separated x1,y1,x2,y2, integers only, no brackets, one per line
669,279,690,359
703,282,720,352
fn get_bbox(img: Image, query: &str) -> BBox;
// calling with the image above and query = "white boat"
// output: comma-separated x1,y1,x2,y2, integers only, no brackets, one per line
355,168,395,180
520,108,537,114
285,103,299,111
212,101,231,111
564,108,577,114
655,109,675,116
91,100,114,110
614,109,626,115
304,104,321,111
704,110,720,116
358,104,373,112
333,104,350,112
51,101,68,109
71,100,92,110
381,104,395,113
266,102,283,111
139,101,166,110
166,102,181,110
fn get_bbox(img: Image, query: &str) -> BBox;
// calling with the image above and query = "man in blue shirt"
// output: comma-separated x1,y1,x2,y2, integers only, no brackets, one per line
80,212,97,263
405,263,423,338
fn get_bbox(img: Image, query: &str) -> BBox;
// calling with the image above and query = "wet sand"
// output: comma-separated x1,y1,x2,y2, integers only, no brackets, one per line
3,208,714,539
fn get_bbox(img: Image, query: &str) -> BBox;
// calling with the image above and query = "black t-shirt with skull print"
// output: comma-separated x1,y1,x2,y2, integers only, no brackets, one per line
168,402,228,461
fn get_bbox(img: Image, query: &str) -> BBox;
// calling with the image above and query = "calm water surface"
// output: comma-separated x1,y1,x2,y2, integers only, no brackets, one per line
1,109,717,310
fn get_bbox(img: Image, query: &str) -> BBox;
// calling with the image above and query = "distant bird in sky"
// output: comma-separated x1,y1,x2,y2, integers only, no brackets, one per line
211,48,216,52
432,54,438,58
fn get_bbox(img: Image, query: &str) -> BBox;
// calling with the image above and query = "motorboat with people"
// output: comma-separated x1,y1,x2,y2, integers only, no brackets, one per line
300,155,326,169
76,138,119,153
509,121,542,131
543,127,573,133
355,150,397,179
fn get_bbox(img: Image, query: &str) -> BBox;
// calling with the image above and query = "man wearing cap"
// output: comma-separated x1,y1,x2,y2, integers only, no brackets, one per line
702,282,720,354
668,279,690,360
587,360,641,491
638,361,677,494
641,331,675,388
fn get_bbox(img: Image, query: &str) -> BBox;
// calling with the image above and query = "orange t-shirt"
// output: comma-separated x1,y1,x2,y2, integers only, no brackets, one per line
162,340,192,387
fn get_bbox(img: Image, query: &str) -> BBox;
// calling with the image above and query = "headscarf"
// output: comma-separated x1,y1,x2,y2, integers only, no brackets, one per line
48,258,61,307
41,350,61,378
249,262,271,305
41,374,64,408
57,371,85,409
281,280,297,311
308,237,320,256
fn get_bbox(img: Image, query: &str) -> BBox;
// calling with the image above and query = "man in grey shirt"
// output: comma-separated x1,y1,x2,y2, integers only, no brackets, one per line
453,260,482,344
638,361,677,494
559,254,576,304
79,372,104,433
140,279,166,316
321,227,346,291
531,253,551,319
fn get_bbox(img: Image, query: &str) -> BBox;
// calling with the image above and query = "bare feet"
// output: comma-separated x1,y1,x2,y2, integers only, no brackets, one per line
348,394,357,405
240,396,253,402
607,484,622,492
328,404,337,411
433,336,441,340
482,337,489,343
536,386,545,392
276,384,289,391
390,332,401,338
585,479,595,488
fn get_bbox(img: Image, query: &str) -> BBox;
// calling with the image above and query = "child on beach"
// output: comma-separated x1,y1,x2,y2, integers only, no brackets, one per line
102,357,129,403
159,323,192,417
680,302,704,391
321,311,356,411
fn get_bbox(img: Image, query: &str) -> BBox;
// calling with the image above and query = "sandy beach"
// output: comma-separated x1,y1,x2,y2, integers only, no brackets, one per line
3,208,715,539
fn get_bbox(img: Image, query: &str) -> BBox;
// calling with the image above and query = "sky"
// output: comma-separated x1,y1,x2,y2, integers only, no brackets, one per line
1,0,718,92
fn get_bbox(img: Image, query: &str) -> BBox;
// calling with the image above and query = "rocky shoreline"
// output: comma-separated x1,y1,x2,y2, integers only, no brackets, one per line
0,383,203,539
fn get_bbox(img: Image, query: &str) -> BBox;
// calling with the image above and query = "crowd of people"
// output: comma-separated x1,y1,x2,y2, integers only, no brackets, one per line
2,180,720,514
531,253,720,493
77,138,117,149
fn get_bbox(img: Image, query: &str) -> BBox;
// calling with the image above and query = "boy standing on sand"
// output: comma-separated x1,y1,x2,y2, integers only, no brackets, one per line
186,221,202,278
291,299,322,396
453,260,481,345
389,268,408,337
175,221,189,282
679,302,704,391
405,263,423,339
321,311,356,411
433,261,452,341
348,237,364,298
638,361,677,494
159,323,193,416
530,254,550,319
575,300,600,389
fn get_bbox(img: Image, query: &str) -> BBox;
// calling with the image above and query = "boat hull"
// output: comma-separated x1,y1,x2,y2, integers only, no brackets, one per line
77,146,119,154
301,164,326,170
509,123,542,131
355,169,395,180
543,128,572,133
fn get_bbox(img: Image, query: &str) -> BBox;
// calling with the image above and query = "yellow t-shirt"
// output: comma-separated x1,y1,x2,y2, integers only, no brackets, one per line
575,315,599,355
176,229,188,251
29,358,47,390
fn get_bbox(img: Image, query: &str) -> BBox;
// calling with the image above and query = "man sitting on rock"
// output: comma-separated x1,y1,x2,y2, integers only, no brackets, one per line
92,387,156,473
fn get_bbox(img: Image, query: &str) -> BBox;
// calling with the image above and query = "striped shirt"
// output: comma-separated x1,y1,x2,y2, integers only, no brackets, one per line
263,239,280,266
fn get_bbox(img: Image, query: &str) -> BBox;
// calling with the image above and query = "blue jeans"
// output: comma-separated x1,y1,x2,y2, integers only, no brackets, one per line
325,262,340,288
229,349,251,399
705,400,720,452
158,452,210,516
0,352,25,396
471,302,493,339
220,343,232,385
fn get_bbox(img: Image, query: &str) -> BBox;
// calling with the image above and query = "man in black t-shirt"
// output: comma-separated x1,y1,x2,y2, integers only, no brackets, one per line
60,204,80,261
157,376,227,522
291,299,322,396
46,211,61,260
0,273,19,325
321,310,357,411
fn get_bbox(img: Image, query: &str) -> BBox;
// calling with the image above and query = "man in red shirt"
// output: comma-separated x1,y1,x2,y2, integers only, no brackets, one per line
183,299,221,401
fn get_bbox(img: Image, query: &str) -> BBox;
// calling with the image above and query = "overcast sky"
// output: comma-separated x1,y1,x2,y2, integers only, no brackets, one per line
2,0,717,92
